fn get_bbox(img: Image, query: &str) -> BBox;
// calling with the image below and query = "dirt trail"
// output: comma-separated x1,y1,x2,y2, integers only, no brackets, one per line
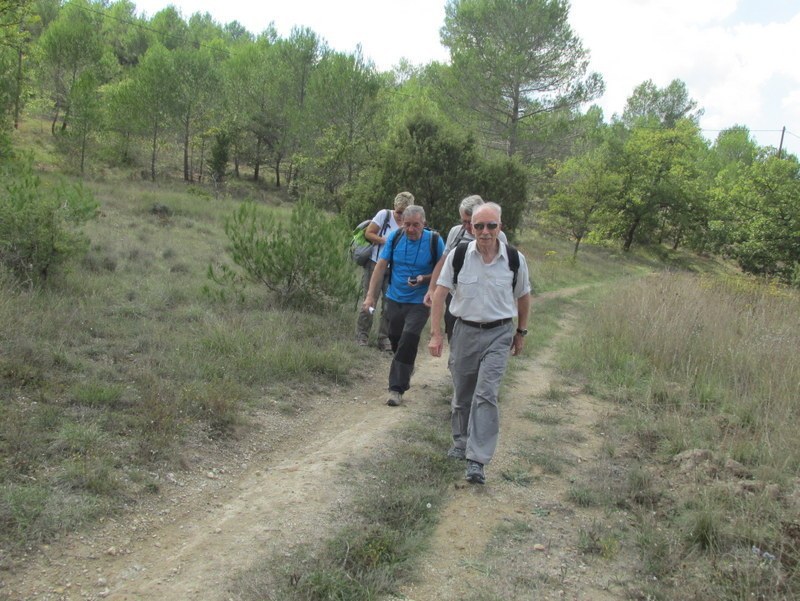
2,286,633,600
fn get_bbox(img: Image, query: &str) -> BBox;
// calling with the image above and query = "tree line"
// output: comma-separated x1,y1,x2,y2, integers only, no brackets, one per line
1,0,798,284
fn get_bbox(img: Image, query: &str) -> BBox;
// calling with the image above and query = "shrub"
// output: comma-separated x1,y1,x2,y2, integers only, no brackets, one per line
212,199,360,310
0,152,97,285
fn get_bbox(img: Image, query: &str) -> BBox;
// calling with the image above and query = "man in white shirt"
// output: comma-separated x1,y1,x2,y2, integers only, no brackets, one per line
428,202,531,484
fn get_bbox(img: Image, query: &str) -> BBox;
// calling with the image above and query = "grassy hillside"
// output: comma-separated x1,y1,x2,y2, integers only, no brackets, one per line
5,124,798,599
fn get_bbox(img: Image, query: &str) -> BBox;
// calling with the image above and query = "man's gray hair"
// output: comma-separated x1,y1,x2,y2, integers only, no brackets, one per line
403,205,426,222
459,194,484,216
474,201,502,219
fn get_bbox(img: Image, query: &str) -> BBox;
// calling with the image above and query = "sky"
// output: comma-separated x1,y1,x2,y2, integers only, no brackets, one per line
132,0,800,158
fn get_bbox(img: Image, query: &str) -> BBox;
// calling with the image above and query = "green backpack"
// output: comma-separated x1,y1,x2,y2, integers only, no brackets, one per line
350,211,391,267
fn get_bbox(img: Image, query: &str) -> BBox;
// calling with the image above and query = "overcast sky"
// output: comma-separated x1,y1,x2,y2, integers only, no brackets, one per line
132,0,800,157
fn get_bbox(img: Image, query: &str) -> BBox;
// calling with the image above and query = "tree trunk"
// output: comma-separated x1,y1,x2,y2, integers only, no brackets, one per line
13,48,23,129
198,137,206,184
150,120,159,182
623,215,640,252
50,104,60,135
573,236,582,259
183,117,191,182
274,156,281,188
80,128,87,175
252,139,261,182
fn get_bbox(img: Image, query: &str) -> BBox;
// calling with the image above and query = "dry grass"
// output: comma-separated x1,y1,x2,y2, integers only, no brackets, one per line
560,271,800,599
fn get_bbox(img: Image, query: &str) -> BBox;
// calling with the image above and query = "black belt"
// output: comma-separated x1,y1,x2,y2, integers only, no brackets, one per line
458,318,512,329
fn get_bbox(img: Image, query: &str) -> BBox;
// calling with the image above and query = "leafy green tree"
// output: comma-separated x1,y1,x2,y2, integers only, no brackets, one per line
102,0,153,67
172,45,220,181
545,144,623,257
213,200,359,309
208,129,229,183
131,43,178,180
621,79,703,128
353,113,527,235
65,70,100,174
369,113,479,230
302,47,383,207
440,0,603,159
0,0,35,132
100,75,142,163
36,0,107,134
711,154,800,282
601,119,707,251
148,5,188,51
268,27,325,187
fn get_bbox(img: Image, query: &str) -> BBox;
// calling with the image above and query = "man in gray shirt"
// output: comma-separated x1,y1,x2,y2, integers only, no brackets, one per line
428,202,531,484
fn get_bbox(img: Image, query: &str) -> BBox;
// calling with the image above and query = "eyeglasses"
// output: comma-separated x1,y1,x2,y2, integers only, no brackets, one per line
473,222,499,231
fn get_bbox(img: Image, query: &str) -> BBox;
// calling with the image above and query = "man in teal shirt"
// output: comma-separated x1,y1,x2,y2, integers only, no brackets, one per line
363,205,444,406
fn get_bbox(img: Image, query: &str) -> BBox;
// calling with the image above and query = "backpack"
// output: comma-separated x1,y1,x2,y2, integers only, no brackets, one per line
350,210,391,266
451,241,520,290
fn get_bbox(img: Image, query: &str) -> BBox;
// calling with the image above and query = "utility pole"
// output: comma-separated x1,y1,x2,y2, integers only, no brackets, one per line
777,126,786,158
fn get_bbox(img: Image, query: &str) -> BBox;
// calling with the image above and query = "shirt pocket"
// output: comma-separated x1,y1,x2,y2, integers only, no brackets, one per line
457,274,480,298
490,270,514,290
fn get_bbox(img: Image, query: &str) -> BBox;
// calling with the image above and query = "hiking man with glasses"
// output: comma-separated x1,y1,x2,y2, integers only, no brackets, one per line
424,195,507,342
363,205,444,407
428,202,531,484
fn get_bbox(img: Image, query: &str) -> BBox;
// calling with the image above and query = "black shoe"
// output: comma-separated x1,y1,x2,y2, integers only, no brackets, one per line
465,460,485,484
447,446,466,460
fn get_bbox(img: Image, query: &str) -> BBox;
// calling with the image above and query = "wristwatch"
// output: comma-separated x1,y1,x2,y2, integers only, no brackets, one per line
516,328,528,336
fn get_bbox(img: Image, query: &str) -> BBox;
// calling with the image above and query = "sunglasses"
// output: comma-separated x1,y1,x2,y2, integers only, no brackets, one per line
473,222,499,231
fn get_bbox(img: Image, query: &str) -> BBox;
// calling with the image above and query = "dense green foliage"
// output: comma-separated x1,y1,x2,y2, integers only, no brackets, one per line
215,199,360,308
0,152,97,284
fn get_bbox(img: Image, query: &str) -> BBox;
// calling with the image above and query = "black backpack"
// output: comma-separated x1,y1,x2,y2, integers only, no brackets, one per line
451,241,520,290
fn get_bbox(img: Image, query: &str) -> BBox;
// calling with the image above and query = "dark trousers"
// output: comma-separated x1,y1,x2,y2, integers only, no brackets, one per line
444,292,457,342
384,299,430,393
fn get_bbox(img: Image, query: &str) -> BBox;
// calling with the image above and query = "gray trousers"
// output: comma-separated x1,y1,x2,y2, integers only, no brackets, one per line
448,320,514,465
356,261,389,344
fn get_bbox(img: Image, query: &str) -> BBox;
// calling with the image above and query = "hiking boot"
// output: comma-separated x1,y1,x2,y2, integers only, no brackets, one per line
378,340,393,353
387,390,402,406
447,446,466,460
465,460,485,484
356,335,369,347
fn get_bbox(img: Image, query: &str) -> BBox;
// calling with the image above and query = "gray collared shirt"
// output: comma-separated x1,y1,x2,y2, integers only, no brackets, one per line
438,240,530,322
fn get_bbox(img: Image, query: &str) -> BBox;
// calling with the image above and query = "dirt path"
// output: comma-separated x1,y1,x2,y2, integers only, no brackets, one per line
2,287,634,600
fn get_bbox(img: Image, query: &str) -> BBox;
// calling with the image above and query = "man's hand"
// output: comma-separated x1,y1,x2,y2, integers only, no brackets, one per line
511,332,525,356
423,290,433,307
362,294,375,314
428,332,444,357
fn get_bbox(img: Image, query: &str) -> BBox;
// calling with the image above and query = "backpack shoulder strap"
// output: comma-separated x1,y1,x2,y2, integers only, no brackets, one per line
429,230,441,265
505,243,520,290
379,209,392,236
454,225,467,247
452,241,469,286
387,229,404,266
